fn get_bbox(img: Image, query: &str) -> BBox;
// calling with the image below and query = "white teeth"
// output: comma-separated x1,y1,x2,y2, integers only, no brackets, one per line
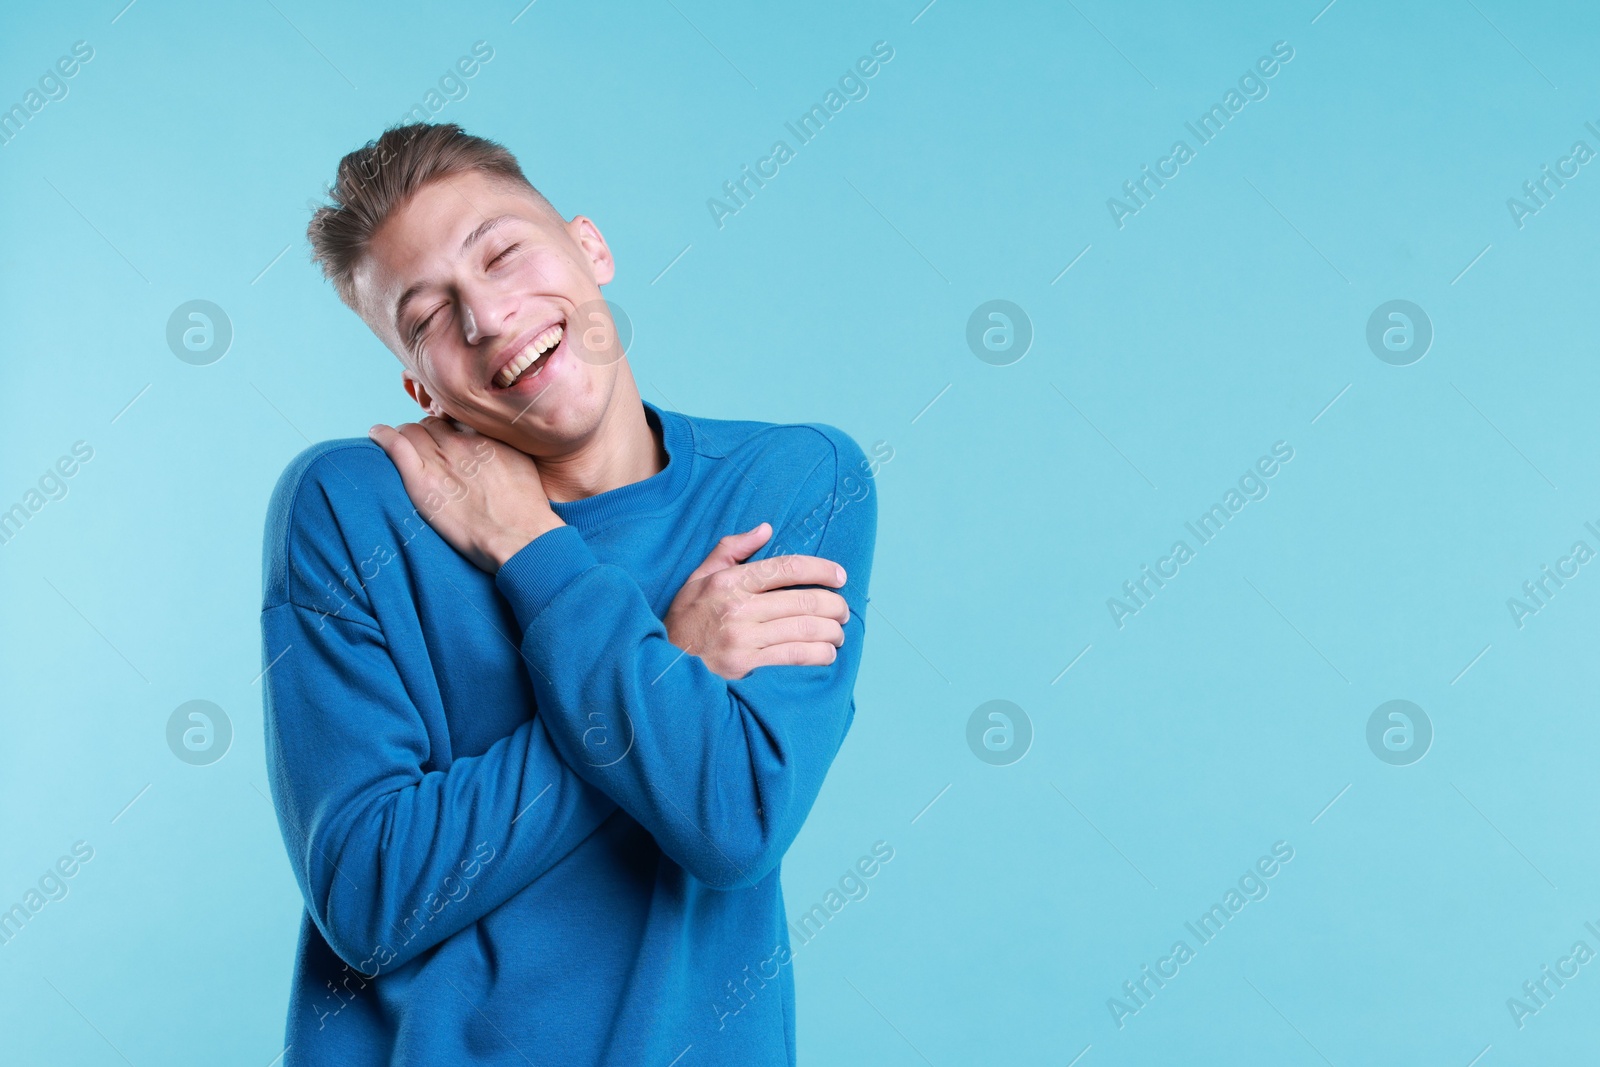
494,323,564,387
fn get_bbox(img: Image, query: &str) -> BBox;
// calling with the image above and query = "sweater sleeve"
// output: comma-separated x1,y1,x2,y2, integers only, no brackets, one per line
260,447,619,973
492,426,879,891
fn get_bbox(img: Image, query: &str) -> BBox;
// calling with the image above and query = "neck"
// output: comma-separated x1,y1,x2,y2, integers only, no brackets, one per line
534,371,664,503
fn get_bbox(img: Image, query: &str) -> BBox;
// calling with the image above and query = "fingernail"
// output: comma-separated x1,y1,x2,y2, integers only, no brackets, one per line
835,565,847,584
367,425,382,439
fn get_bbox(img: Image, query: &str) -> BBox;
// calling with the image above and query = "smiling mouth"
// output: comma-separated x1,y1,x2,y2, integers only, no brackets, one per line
494,322,565,388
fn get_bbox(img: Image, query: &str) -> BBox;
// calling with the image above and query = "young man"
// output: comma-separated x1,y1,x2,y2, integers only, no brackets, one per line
259,123,878,1065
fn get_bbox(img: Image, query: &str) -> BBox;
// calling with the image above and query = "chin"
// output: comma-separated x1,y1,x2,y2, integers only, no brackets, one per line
513,394,610,449
535,401,603,441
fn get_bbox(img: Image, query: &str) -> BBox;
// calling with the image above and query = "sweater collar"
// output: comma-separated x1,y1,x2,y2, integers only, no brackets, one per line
546,398,694,531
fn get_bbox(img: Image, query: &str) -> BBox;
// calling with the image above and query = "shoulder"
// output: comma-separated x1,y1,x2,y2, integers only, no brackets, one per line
261,439,413,614
265,438,409,535
678,409,870,483
674,409,881,565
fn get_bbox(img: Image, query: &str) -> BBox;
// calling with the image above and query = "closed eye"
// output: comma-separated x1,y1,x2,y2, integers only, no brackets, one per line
410,306,444,347
404,241,519,348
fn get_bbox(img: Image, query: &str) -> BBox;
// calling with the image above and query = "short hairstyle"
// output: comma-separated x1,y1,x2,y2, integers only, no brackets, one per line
306,123,559,310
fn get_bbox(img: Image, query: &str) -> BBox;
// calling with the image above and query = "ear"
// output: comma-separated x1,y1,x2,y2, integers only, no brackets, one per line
402,371,447,417
568,215,615,286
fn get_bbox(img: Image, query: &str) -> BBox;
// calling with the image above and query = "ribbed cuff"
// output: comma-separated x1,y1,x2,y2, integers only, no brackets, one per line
494,524,597,628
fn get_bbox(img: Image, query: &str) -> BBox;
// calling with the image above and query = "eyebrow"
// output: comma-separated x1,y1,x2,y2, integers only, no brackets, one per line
392,213,519,331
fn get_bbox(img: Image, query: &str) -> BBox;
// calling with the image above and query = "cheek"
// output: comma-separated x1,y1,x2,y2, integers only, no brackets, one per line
413,347,448,394
413,346,481,410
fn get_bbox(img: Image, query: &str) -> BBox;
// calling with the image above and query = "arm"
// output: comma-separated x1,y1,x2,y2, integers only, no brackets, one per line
492,430,877,890
260,448,619,973
364,417,880,890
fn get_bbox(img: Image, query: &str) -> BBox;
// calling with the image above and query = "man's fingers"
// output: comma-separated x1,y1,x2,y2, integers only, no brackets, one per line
368,423,427,482
742,588,850,624
756,616,845,649
686,522,772,584
417,414,468,447
731,554,846,595
373,423,471,515
748,642,839,670
395,421,440,449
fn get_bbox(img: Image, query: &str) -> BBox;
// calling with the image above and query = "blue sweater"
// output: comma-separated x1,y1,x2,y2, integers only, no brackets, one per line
259,400,877,1066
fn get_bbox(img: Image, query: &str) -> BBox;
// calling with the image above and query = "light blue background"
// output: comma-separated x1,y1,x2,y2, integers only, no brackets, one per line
3,0,1598,1063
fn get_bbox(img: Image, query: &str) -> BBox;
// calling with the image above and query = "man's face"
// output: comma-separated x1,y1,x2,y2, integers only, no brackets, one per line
353,170,624,454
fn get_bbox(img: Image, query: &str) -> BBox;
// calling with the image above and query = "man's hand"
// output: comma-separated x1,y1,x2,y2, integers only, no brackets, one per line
368,416,565,573
665,523,850,680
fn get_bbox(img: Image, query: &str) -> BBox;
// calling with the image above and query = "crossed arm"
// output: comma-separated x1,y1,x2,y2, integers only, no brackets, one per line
262,421,875,972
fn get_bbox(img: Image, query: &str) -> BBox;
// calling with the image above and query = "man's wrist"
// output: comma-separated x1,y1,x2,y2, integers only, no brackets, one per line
494,521,598,627
489,513,567,570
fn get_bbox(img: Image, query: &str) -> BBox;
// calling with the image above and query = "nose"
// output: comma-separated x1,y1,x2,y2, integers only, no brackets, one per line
457,278,517,347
